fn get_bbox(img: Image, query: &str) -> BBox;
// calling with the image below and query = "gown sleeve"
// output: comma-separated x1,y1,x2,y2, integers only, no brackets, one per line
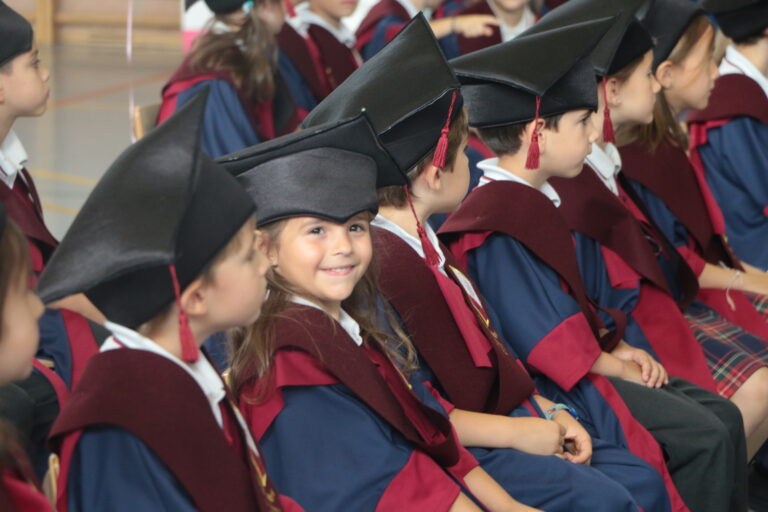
359,15,407,61
67,426,196,512
466,233,602,391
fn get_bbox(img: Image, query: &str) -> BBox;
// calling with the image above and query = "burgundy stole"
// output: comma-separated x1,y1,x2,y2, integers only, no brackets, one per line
272,305,461,468
307,25,359,91
619,138,740,268
455,1,501,55
687,74,768,126
551,165,698,307
49,350,280,512
355,0,410,50
275,23,331,100
373,227,534,415
0,169,58,267
439,181,626,351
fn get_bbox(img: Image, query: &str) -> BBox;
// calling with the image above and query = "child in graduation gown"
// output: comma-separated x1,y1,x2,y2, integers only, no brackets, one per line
0,208,50,511
223,114,539,512
617,0,768,461
687,0,768,269
449,0,535,56
298,16,669,510
158,0,302,158
0,0,108,478
437,18,747,512
38,92,292,512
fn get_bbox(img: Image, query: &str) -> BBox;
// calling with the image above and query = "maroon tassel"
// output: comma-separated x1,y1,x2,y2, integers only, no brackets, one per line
169,264,199,363
404,185,441,267
602,76,616,143
432,91,458,169
525,96,541,170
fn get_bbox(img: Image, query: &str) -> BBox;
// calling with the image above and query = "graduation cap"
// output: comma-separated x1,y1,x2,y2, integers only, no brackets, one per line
301,13,463,173
0,1,33,68
37,91,255,363
703,0,768,41
220,113,406,225
643,0,704,69
521,0,654,141
204,0,247,14
451,17,615,168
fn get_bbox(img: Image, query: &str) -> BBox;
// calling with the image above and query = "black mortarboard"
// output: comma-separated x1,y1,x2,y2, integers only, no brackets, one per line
220,113,405,225
204,0,246,14
301,14,463,173
523,0,654,77
643,0,705,69
703,0,768,41
0,1,33,68
37,91,255,362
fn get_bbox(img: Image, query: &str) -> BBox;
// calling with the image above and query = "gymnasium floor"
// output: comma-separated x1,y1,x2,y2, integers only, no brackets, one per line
14,44,183,240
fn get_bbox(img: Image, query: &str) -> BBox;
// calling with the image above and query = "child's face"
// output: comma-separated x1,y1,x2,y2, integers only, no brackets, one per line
609,51,660,128
490,0,529,14
256,0,286,35
198,222,270,331
438,136,470,213
0,46,50,119
310,0,358,22
0,273,44,386
541,109,597,178
268,213,372,312
659,25,718,113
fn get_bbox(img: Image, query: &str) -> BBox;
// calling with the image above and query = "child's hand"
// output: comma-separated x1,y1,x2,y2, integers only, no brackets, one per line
612,343,668,388
453,15,499,38
507,417,566,457
550,411,592,465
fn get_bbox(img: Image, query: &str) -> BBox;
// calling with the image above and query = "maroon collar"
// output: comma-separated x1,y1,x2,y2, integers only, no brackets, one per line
687,74,768,125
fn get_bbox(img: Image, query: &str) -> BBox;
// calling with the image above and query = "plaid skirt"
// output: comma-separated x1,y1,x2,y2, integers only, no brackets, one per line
686,301,768,398
745,292,768,316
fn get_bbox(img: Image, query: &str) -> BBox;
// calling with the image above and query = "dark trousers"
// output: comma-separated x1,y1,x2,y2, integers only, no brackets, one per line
608,377,747,512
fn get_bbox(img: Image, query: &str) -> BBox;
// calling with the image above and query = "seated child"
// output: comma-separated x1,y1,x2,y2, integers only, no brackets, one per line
159,0,302,158
439,15,747,512
451,0,535,56
38,92,288,512
687,0,768,269
0,208,49,511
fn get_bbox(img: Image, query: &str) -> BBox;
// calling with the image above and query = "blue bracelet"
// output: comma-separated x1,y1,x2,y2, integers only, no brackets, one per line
544,403,579,421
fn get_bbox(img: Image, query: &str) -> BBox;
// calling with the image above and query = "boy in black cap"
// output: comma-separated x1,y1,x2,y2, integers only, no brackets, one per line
39,92,286,512
688,0,768,269
439,16,744,512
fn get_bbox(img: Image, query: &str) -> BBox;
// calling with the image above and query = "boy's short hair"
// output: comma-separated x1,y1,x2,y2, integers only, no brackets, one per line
733,29,766,45
378,108,468,208
0,60,12,74
477,114,563,157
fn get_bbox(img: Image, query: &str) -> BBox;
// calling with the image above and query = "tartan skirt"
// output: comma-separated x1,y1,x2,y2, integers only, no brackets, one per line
686,300,768,398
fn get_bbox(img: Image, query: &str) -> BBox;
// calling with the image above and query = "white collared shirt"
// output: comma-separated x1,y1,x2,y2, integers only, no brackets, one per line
476,157,562,207
0,130,28,189
101,320,227,427
295,3,356,48
290,296,364,346
584,142,622,196
485,2,535,43
394,0,420,19
720,45,768,98
372,214,448,275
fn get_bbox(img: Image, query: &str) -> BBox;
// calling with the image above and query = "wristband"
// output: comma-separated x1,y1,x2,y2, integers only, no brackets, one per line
544,403,578,421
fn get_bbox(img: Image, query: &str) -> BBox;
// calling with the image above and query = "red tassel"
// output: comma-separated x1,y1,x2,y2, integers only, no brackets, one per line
432,91,458,169
525,96,541,170
602,76,616,143
169,264,199,363
404,185,441,267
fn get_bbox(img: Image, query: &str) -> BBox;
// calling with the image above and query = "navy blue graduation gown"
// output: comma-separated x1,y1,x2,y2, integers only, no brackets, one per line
277,48,319,114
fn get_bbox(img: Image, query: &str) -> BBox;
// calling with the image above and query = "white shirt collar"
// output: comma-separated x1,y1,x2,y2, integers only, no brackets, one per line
295,3,356,48
290,296,364,346
372,214,447,274
584,142,621,196
101,320,227,427
485,2,535,42
720,45,768,99
0,130,28,189
394,0,420,19
476,157,561,207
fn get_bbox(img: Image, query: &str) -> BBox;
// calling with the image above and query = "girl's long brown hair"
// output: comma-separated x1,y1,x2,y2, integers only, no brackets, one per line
617,15,714,151
228,218,419,401
188,3,279,103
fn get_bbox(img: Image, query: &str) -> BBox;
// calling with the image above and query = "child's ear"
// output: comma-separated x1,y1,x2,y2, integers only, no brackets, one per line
530,118,545,153
180,278,208,317
419,163,443,192
655,61,675,89
606,77,622,109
